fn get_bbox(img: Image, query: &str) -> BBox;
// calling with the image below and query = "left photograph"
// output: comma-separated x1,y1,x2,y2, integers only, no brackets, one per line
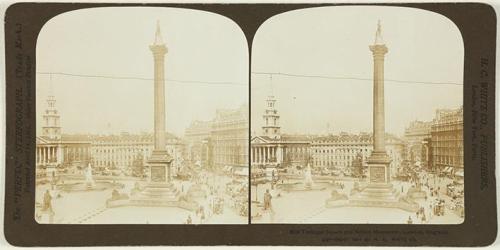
35,7,249,224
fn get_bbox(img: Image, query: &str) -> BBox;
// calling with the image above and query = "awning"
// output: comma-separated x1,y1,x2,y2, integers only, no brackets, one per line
443,167,453,173
234,170,249,176
454,169,464,177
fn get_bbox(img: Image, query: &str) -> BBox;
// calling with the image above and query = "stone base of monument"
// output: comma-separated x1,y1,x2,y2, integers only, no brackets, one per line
106,183,198,211
330,153,418,212
106,150,198,211
347,183,419,212
137,182,180,200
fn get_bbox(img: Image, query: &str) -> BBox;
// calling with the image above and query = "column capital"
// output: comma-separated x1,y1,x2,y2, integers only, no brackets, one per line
150,45,168,56
369,44,388,56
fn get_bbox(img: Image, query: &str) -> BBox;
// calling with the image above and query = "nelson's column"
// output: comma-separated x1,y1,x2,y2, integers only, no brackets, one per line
147,21,173,184
338,21,417,212
366,20,391,185
108,22,197,209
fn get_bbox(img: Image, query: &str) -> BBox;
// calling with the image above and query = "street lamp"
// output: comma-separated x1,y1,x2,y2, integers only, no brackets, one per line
251,168,267,203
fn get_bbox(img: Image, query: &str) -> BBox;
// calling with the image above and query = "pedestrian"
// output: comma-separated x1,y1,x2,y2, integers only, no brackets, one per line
186,215,192,224
200,207,205,224
207,199,213,218
264,189,273,211
43,190,53,212
407,216,413,224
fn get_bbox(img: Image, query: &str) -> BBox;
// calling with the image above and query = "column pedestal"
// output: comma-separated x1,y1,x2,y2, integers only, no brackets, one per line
326,153,418,212
139,151,177,200
108,150,197,211
140,150,179,200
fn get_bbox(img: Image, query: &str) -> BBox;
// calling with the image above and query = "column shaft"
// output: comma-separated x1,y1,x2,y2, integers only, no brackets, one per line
370,45,388,154
152,49,167,151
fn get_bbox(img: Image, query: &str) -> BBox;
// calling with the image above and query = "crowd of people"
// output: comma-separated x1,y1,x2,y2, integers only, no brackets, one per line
183,169,248,224
404,168,464,224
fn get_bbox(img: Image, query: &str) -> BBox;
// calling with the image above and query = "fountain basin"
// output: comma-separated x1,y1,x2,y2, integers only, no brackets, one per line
57,181,124,192
106,198,198,211
276,182,332,192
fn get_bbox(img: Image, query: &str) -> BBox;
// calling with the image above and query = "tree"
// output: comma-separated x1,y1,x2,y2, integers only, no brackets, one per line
352,152,364,178
132,153,145,178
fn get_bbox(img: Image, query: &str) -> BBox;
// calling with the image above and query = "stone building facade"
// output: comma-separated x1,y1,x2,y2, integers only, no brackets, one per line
430,106,463,174
184,120,213,167
36,93,184,176
404,120,432,168
90,132,184,171
251,134,312,169
210,104,249,170
311,132,405,175
36,135,92,168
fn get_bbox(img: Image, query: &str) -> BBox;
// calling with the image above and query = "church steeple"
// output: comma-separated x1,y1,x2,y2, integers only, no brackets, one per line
262,95,280,139
42,94,61,140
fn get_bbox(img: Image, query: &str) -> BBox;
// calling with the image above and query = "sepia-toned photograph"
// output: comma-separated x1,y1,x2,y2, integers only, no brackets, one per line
250,6,464,224
35,7,249,224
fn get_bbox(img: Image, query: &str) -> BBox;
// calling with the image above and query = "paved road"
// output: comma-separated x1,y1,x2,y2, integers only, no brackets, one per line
252,178,463,224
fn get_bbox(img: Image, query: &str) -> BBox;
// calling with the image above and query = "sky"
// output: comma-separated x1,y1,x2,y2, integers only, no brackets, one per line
251,6,464,136
36,7,248,136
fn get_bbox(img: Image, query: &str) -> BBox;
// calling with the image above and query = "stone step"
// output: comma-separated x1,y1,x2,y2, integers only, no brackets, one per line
348,199,419,213
363,187,396,193
138,186,181,200
350,199,398,206
140,191,179,198
137,194,180,201
129,198,180,206
359,189,399,198
143,187,179,193
353,196,400,203
351,186,401,202
145,183,175,188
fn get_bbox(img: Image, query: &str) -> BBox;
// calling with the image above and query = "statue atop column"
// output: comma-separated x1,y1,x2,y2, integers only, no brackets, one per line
374,20,384,45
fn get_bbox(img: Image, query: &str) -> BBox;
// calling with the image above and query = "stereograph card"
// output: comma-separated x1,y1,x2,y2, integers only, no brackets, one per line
2,1,497,247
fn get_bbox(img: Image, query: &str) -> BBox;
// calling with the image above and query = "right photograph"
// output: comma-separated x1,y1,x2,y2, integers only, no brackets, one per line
250,6,464,224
